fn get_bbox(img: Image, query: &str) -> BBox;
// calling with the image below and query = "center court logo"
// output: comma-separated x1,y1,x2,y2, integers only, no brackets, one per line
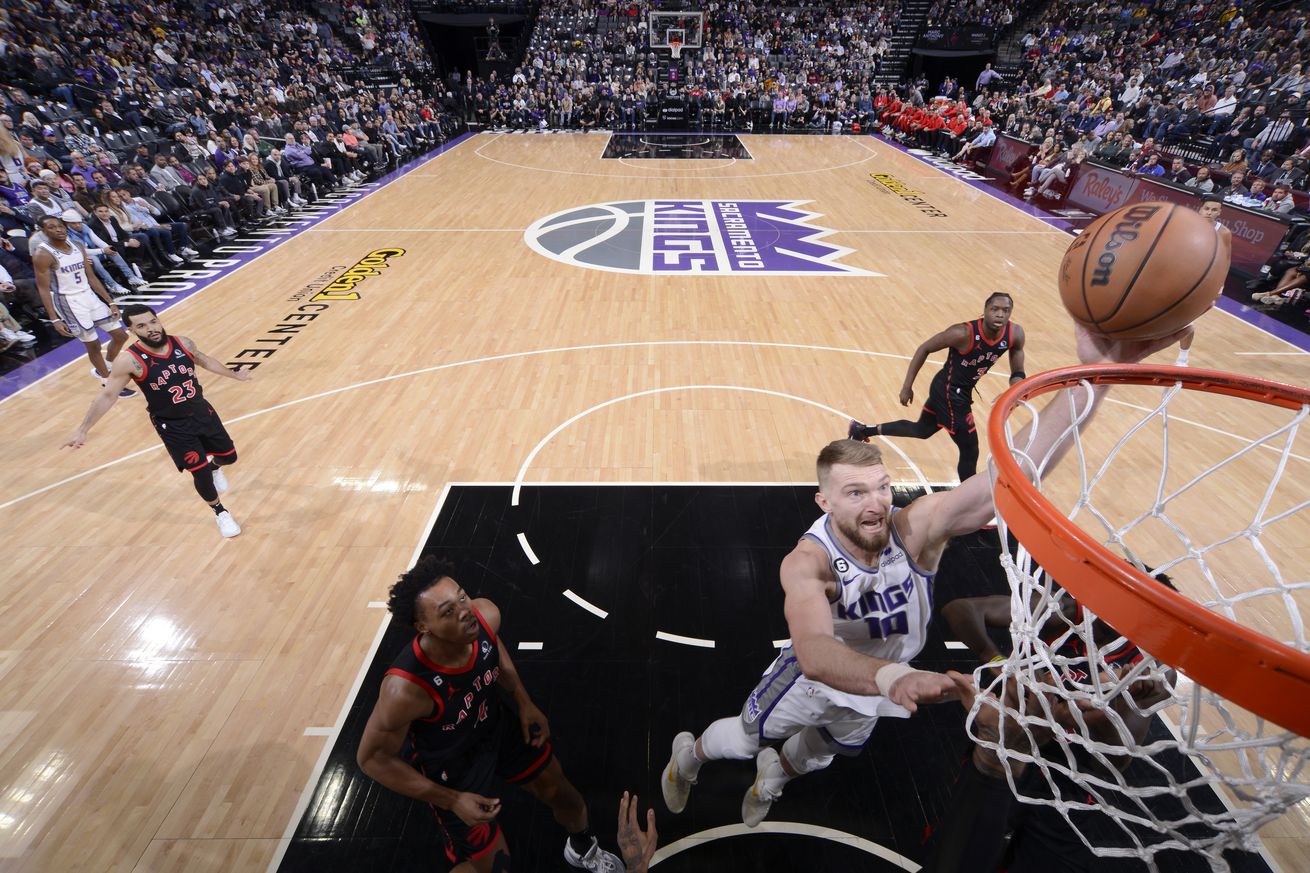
524,200,879,276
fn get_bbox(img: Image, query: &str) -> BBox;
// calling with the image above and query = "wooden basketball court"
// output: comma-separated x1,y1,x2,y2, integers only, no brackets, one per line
1,132,1307,872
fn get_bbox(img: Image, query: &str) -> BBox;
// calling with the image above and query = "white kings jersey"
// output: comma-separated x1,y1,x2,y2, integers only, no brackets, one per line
799,509,934,665
36,240,91,297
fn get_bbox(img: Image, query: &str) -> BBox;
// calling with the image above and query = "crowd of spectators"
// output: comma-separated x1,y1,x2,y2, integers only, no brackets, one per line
0,0,457,354
446,0,899,132
966,1,1309,212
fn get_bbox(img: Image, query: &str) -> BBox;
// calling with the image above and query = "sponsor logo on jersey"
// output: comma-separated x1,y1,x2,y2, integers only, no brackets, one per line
480,639,492,658
524,200,878,276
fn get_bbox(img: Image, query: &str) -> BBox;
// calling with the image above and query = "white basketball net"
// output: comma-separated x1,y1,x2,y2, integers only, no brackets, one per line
972,374,1310,872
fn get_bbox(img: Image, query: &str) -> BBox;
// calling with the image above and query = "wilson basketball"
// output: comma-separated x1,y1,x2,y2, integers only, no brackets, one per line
1058,203,1229,340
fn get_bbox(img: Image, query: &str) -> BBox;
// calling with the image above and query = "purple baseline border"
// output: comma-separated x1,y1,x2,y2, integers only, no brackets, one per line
867,131,1310,354
0,132,476,402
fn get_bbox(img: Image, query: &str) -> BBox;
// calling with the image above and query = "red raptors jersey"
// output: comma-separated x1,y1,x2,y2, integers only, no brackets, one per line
125,337,209,420
386,609,503,766
943,319,1013,391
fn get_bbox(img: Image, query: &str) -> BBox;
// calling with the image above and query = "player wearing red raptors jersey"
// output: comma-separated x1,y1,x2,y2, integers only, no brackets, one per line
63,305,251,538
358,557,624,872
849,293,1026,482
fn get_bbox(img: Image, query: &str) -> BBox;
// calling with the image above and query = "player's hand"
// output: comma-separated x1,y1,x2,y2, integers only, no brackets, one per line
450,791,501,826
52,318,73,337
62,428,88,449
898,386,914,406
1074,323,1193,367
230,367,253,381
617,791,658,873
519,702,551,748
886,670,960,714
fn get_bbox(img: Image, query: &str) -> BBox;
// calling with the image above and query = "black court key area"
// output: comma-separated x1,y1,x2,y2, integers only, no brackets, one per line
277,485,1276,873
601,133,753,160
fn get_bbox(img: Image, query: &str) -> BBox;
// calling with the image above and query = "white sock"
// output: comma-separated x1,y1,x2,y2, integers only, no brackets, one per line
676,742,703,779
1174,348,1190,366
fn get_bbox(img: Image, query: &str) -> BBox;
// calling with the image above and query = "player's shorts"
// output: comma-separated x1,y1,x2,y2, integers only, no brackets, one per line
150,403,236,472
414,700,554,864
739,649,913,756
923,372,976,436
50,289,117,343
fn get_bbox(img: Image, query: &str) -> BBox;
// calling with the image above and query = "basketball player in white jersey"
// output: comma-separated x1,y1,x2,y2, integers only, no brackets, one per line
32,214,135,397
660,325,1194,828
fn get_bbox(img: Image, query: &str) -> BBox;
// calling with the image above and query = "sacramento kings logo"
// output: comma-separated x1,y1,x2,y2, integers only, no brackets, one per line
524,200,880,276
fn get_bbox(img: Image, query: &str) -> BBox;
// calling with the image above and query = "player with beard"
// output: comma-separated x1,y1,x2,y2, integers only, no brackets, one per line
62,304,251,538
660,326,1192,828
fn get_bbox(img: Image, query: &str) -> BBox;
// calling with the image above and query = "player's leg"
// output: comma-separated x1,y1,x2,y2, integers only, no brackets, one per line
517,753,623,870
199,406,239,495
159,418,241,536
945,406,980,480
104,326,129,364
450,827,510,872
743,712,878,827
866,407,940,440
664,653,801,813
84,338,111,379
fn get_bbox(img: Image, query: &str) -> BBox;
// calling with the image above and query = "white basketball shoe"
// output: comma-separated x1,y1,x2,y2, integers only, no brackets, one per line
742,747,784,828
661,731,697,814
215,510,241,538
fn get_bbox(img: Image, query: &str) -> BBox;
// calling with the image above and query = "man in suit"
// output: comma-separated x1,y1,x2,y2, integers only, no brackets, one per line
87,202,167,273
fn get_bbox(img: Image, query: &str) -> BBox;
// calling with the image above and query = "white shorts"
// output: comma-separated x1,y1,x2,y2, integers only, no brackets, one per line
51,289,116,342
740,649,912,755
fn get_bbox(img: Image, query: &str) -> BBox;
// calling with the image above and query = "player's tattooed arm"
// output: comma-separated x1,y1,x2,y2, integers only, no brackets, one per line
176,335,252,381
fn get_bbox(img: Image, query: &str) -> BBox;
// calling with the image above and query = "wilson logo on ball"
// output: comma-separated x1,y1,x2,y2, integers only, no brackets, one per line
1088,205,1160,287
524,200,879,276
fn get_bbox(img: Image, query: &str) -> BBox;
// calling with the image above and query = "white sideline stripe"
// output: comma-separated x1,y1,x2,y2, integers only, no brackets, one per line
516,532,541,565
264,482,453,873
518,642,544,651
649,821,918,869
655,631,716,649
562,589,609,619
944,641,969,650
302,727,333,737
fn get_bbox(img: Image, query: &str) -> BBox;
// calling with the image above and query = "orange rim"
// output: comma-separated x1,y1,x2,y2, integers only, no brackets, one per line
988,364,1310,737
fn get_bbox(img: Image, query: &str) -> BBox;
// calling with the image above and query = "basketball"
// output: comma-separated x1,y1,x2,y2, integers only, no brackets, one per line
1058,203,1229,340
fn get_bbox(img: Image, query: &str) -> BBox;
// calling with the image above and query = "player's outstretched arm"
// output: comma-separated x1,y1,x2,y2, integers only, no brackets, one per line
476,598,551,747
901,324,1192,561
783,544,957,711
176,335,252,381
357,676,501,824
63,355,141,449
899,323,969,405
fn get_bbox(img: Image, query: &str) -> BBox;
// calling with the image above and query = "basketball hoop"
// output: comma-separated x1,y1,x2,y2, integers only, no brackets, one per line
976,363,1310,871
669,36,683,60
